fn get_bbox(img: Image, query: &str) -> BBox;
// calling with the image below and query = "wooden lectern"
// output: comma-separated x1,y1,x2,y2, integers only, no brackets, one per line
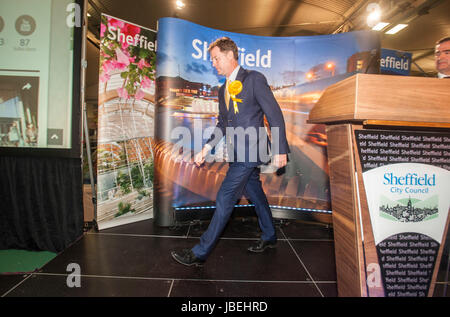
308,74,450,297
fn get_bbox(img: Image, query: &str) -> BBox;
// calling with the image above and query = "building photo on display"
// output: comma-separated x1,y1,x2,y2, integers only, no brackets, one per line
0,0,77,150
96,14,157,230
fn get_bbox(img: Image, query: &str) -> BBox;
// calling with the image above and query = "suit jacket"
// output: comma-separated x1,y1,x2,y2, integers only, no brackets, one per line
206,67,290,166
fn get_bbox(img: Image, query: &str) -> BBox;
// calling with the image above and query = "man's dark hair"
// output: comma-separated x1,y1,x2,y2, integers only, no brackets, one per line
436,36,450,45
208,37,239,61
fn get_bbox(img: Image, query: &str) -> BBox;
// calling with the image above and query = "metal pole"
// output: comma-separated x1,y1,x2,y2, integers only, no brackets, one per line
80,0,98,231
83,105,98,230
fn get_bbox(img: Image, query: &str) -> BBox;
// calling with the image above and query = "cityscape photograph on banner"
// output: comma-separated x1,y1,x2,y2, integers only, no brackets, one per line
154,17,380,223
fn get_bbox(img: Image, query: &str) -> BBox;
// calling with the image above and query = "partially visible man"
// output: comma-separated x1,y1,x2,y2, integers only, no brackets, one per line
435,36,450,78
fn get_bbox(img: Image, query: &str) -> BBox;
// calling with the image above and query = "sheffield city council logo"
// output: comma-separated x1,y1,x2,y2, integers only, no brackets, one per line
380,172,438,222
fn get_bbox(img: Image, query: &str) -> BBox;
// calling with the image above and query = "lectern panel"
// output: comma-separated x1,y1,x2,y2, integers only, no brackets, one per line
326,124,363,296
354,129,450,297
310,74,450,297
308,74,450,124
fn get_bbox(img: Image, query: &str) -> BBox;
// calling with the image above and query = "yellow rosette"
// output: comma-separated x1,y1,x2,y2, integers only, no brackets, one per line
228,80,243,114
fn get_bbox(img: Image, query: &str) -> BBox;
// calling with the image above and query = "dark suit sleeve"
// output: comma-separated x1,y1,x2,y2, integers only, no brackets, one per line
252,72,290,155
205,85,226,149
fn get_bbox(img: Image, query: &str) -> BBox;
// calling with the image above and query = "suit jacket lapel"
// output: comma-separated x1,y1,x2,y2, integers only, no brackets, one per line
222,67,248,116
235,67,247,83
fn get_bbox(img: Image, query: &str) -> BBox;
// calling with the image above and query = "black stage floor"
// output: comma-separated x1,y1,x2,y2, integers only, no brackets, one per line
1,216,449,298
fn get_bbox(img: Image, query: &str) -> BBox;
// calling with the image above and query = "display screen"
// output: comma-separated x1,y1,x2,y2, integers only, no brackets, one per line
0,0,83,157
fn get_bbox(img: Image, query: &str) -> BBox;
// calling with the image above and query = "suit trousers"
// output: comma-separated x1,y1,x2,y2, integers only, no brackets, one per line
191,162,276,260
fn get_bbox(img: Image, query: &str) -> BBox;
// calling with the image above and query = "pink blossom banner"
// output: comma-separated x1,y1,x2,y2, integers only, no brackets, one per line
97,14,156,230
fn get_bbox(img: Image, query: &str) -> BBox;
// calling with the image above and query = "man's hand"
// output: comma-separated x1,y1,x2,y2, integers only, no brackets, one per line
194,146,209,167
272,154,287,168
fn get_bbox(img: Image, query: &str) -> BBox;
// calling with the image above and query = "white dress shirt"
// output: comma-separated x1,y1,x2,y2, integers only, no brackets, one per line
227,65,240,82
204,66,241,153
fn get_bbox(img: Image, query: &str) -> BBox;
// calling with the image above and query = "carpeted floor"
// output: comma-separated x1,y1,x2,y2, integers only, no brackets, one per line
0,250,57,274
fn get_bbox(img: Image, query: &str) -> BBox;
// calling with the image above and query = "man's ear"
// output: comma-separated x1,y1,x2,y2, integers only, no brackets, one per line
226,50,235,61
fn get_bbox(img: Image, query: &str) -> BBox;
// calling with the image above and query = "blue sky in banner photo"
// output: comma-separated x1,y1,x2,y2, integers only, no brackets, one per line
156,17,379,88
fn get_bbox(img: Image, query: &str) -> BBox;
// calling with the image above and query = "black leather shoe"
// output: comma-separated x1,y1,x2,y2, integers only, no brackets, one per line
171,249,205,266
248,239,277,253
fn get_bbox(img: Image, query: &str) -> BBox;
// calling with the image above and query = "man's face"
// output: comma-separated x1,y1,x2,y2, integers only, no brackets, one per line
210,46,235,77
435,40,450,75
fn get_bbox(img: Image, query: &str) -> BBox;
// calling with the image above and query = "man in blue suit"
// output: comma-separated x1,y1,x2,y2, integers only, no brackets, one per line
171,37,290,266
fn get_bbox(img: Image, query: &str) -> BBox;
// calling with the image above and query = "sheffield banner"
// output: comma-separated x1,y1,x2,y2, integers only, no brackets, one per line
97,14,156,230
380,48,412,76
355,129,450,296
154,17,380,226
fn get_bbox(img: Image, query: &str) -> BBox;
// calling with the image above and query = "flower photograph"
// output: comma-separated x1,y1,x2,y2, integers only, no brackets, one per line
96,14,157,229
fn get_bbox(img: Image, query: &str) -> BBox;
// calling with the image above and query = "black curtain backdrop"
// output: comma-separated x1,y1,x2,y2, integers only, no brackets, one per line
0,156,84,253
